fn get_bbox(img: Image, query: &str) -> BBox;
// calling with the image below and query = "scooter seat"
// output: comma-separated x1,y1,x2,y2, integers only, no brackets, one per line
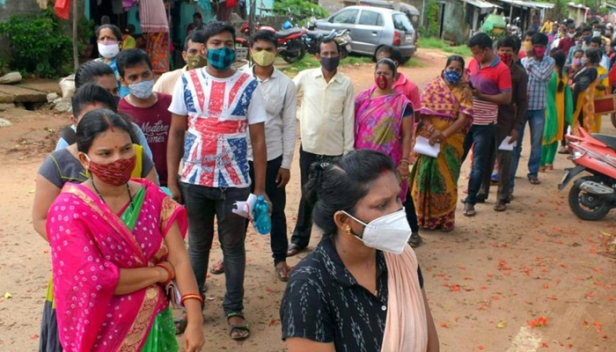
592,133,616,151
306,31,323,39
276,28,303,38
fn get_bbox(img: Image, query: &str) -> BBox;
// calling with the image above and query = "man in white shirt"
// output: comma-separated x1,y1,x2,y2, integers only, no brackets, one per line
212,31,297,281
287,37,354,257
167,22,267,340
153,31,207,95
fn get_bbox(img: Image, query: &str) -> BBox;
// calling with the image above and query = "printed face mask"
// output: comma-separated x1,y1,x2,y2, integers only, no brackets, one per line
185,54,207,69
128,80,154,99
443,70,462,84
498,52,513,65
375,75,389,89
321,56,340,72
85,154,136,186
252,50,276,67
207,47,236,71
343,208,411,254
98,42,120,59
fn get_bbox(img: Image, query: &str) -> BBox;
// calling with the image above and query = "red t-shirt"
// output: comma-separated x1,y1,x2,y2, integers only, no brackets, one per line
119,93,173,186
468,57,512,125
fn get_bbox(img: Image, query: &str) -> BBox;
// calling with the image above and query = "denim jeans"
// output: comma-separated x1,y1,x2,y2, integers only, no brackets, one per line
248,156,288,265
510,109,545,193
462,123,496,205
291,146,341,248
180,183,250,315
477,127,513,203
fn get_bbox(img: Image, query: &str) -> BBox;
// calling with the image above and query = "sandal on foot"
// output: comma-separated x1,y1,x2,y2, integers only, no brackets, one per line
539,167,546,173
227,313,250,341
175,316,188,335
286,243,305,257
528,177,541,185
494,201,507,212
463,203,476,217
558,146,569,154
408,232,423,248
546,164,554,171
210,259,224,275
275,264,290,282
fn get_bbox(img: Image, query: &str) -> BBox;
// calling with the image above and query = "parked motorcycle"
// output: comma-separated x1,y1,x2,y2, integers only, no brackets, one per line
305,29,352,59
236,22,307,64
558,127,616,220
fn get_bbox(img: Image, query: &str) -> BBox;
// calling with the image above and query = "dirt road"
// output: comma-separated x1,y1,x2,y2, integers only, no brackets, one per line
0,49,615,352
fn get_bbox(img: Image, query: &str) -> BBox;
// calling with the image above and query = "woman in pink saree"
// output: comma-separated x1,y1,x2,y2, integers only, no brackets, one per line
46,109,204,352
354,58,414,200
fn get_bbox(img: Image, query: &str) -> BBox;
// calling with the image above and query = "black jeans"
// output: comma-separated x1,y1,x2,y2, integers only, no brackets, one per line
248,156,288,265
291,146,341,248
477,127,513,203
180,183,250,315
404,188,420,234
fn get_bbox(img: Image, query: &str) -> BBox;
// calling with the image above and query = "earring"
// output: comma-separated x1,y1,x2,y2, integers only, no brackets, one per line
345,225,351,236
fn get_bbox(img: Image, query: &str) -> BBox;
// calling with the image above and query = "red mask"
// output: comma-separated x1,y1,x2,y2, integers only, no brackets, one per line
87,155,136,186
376,75,389,90
533,47,547,58
498,52,513,65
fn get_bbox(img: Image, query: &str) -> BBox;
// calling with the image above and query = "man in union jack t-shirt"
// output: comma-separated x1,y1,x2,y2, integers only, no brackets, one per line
167,22,267,340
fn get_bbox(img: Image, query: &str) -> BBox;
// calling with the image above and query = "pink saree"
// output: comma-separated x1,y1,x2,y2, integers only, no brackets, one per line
46,179,187,352
355,88,413,200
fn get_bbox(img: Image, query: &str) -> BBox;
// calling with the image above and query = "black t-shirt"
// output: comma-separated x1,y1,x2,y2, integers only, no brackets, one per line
280,236,424,351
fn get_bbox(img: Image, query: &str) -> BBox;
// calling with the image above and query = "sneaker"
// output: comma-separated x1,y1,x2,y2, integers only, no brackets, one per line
408,232,423,248
491,173,499,184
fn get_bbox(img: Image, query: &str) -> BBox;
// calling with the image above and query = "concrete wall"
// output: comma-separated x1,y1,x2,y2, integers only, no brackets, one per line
441,1,466,45
0,0,43,65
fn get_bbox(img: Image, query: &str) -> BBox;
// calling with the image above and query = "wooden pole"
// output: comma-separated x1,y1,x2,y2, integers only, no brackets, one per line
72,0,79,72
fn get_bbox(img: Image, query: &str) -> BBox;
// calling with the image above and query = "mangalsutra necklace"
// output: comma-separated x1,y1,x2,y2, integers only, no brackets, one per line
91,180,132,204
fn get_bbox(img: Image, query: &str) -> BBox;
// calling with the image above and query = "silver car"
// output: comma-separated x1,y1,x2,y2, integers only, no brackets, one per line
315,6,416,62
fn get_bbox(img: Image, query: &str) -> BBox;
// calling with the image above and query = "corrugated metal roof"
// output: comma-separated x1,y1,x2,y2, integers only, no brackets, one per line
461,0,501,9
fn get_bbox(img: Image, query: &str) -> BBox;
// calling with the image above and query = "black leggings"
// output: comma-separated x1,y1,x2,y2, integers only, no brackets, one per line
404,189,420,234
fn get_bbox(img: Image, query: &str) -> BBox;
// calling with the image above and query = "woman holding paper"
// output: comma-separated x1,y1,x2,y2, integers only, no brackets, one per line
354,58,414,201
541,50,573,171
409,55,473,232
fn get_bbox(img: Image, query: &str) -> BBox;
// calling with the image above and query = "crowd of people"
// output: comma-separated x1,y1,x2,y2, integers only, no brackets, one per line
30,15,612,352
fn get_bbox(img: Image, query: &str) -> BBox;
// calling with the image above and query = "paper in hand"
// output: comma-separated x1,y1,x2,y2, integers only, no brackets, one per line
232,193,258,220
413,136,440,157
498,137,517,151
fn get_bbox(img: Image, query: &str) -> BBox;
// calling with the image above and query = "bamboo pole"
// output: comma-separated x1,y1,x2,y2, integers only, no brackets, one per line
72,0,79,72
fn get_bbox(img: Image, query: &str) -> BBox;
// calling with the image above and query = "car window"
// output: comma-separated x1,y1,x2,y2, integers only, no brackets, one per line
393,13,413,32
331,9,359,24
358,10,383,26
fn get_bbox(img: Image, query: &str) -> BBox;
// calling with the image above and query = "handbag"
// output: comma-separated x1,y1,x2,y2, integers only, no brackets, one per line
594,94,616,114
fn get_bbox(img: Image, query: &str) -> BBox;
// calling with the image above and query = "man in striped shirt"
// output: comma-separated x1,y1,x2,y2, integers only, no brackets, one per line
510,32,554,192
462,33,512,217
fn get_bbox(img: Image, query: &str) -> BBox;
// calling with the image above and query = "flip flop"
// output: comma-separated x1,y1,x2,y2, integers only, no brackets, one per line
463,203,476,217
494,202,507,212
209,259,224,275
227,313,250,341
275,265,290,282
528,177,541,185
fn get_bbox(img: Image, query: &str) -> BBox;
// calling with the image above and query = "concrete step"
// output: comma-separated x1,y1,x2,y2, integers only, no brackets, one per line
0,84,49,104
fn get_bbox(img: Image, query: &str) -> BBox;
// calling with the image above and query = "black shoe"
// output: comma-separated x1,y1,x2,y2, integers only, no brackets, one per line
408,232,423,248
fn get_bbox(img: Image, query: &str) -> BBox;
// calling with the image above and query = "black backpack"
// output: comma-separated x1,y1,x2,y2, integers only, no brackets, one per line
59,126,77,145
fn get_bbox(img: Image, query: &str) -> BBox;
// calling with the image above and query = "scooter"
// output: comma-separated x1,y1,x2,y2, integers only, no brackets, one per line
558,127,616,220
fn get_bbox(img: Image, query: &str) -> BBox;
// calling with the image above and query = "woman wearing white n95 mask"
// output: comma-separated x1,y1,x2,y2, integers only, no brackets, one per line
280,149,439,352
95,24,130,97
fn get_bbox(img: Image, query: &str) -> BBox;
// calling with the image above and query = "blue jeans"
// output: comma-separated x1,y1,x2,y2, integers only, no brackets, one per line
462,123,496,205
180,183,250,315
510,109,545,193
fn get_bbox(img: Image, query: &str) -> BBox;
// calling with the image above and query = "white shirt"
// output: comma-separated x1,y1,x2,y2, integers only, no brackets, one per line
294,68,355,156
245,67,297,169
168,68,266,188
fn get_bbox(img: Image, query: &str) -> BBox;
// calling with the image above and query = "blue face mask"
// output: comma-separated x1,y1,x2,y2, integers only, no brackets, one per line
207,47,236,71
444,70,462,84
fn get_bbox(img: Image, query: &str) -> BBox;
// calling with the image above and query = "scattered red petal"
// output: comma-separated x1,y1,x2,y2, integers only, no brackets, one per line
440,322,449,328
585,293,594,299
543,284,550,289
541,342,549,348
594,268,602,273
607,296,614,301
477,346,485,350
547,296,557,300
31,335,39,340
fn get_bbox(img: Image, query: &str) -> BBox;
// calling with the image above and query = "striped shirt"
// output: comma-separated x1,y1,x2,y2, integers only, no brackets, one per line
468,57,512,125
521,56,555,110
168,68,267,188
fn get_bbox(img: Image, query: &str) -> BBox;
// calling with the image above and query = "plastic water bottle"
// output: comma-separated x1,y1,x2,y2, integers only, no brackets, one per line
253,196,271,235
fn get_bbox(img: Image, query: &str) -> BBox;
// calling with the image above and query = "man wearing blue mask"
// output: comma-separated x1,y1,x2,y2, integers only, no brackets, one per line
286,37,355,257
167,21,268,341
117,49,172,187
